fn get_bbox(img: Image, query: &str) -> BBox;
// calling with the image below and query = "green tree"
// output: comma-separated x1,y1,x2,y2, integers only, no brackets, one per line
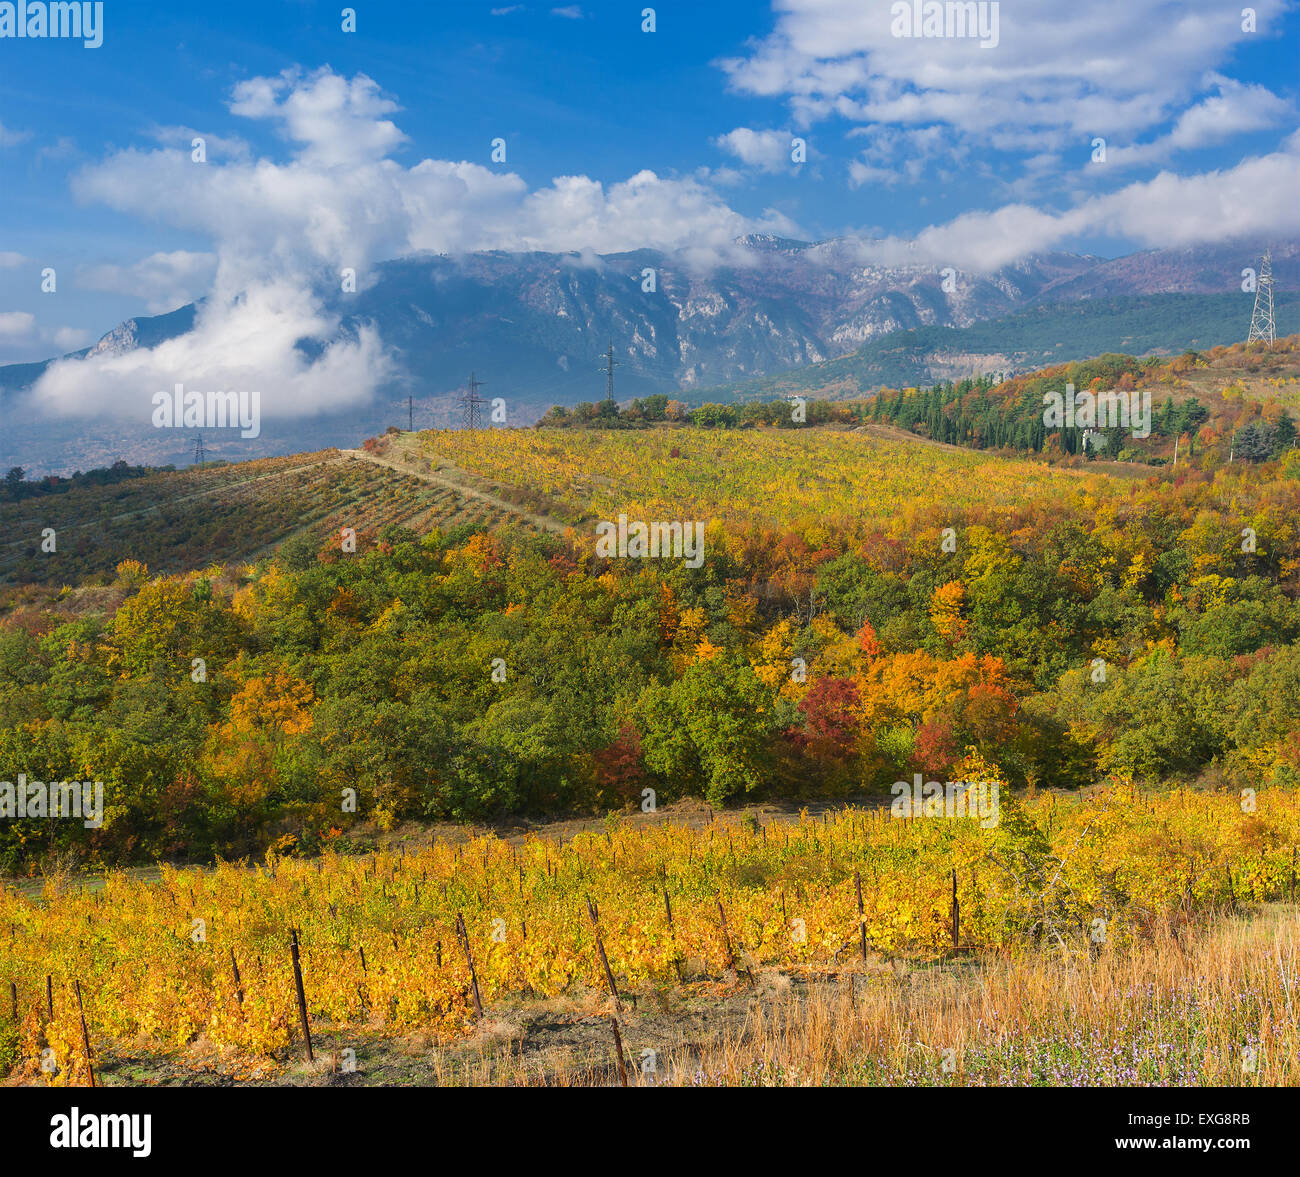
638,656,774,805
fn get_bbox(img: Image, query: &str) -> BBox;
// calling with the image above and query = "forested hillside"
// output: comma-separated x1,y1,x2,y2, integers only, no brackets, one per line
2,403,1299,870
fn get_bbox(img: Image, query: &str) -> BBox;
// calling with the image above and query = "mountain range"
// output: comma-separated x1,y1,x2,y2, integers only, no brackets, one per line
2,237,1296,474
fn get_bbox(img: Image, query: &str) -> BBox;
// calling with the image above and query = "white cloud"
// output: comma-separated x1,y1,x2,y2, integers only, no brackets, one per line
720,0,1293,171
875,132,1300,271
229,69,408,168
0,252,26,269
29,279,393,423
714,127,796,173
70,66,798,275
79,251,217,315
1103,77,1293,169
0,312,37,341
550,5,583,17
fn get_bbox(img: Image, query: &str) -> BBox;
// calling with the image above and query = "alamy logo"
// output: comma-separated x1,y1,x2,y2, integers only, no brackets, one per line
595,514,705,569
891,774,1000,829
50,1109,151,1158
890,1,999,48
0,2,103,47
0,775,103,828
1042,384,1152,440
152,383,261,439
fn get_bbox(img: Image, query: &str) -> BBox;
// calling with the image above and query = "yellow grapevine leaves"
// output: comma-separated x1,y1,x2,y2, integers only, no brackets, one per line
4,785,1300,1081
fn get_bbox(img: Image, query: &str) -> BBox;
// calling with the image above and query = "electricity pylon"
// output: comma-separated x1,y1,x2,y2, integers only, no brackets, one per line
598,341,618,405
1248,249,1276,347
459,373,487,430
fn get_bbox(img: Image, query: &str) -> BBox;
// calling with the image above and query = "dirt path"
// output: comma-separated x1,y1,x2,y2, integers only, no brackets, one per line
340,445,571,535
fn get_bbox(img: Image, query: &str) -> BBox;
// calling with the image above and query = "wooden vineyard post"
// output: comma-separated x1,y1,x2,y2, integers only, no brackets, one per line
609,1016,630,1087
229,947,244,1007
716,895,747,981
74,980,94,1088
950,868,960,951
46,974,53,1020
455,913,484,1019
586,895,622,1011
855,870,867,962
9,980,15,1022
290,928,314,1063
663,887,683,982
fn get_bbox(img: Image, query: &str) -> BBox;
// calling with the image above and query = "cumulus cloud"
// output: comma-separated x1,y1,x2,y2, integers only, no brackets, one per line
1102,77,1293,170
720,0,1293,173
714,127,797,173
228,69,409,168
27,66,797,426
31,280,393,424
854,132,1300,272
0,312,37,341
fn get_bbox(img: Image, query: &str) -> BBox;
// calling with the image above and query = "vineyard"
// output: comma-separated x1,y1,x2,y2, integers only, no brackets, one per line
0,451,518,586
4,781,1298,1086
411,425,1114,536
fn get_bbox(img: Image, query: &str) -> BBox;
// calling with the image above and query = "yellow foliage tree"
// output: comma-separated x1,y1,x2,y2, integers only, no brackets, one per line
929,580,967,645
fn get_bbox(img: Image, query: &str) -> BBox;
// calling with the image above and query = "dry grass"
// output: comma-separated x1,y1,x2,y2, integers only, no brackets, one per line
522,907,1299,1087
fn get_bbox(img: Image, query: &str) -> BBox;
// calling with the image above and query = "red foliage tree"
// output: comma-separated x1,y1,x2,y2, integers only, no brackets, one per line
855,619,882,659
593,722,649,805
910,720,959,777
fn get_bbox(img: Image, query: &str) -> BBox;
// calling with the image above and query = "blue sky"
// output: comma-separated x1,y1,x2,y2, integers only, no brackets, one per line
0,0,1297,388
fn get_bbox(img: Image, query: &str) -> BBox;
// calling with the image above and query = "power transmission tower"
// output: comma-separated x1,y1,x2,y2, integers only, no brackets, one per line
1248,249,1276,346
459,372,487,430
599,341,619,404
192,436,206,469
408,395,414,432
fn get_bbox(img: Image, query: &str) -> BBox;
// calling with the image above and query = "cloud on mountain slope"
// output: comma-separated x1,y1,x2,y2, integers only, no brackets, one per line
28,67,798,426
